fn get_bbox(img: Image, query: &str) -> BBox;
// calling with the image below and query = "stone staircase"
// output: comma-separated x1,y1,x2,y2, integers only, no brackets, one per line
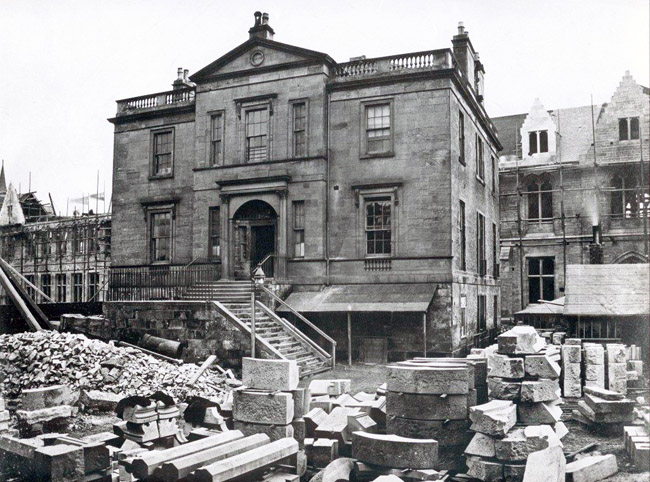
182,281,332,377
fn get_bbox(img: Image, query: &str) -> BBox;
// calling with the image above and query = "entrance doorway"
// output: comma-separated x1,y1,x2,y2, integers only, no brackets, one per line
232,200,277,279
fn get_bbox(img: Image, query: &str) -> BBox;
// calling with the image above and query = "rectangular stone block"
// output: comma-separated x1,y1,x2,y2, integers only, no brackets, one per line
566,454,617,482
562,345,581,364
584,393,634,414
232,421,293,442
524,355,561,379
584,364,605,387
488,377,521,400
34,444,85,482
386,391,472,420
312,438,339,469
304,408,328,437
565,338,581,345
310,395,333,414
352,432,438,470
233,390,294,425
563,363,582,398
387,365,469,395
497,326,544,354
577,401,635,423
607,363,627,394
605,344,627,364
20,385,76,411
465,432,496,458
466,456,503,481
347,413,377,434
520,379,560,403
494,425,561,461
242,358,299,391
308,379,351,396
386,417,471,447
583,385,624,400
523,445,565,482
517,401,562,424
552,332,565,345
488,354,525,379
469,400,516,437
314,406,360,444
15,406,74,425
583,344,604,365
289,388,310,420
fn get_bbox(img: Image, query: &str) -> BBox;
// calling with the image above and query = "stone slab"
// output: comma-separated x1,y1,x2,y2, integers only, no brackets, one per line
15,405,74,424
232,421,294,442
466,456,503,481
566,454,617,482
522,445,565,482
583,385,624,400
386,391,472,420
494,425,561,461
524,355,561,379
310,395,333,414
577,401,635,423
386,365,469,395
314,406,360,444
497,326,545,355
583,344,604,365
34,443,85,482
304,408,328,437
233,390,294,425
464,432,495,458
562,345,582,364
242,358,299,391
488,353,525,379
308,379,351,396
565,338,581,345
352,432,438,470
347,412,377,434
605,344,627,364
517,401,562,424
584,393,634,414
20,385,77,411
80,390,122,412
469,400,517,437
312,438,339,469
290,388,310,419
386,417,471,447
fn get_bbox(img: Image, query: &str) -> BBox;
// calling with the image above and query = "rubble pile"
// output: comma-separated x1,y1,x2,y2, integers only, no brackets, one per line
0,331,231,402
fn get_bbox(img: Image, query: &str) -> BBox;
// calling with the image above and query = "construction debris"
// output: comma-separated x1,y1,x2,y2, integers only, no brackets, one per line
0,331,231,402
565,454,618,482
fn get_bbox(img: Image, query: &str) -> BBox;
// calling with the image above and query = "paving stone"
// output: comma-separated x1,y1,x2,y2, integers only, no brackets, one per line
497,326,545,355
386,418,471,447
464,432,495,457
524,355,561,379
487,377,521,400
352,432,438,470
469,400,516,437
605,344,627,364
233,390,294,425
517,401,562,424
386,391,472,420
494,425,561,461
520,379,560,403
583,344,604,365
386,365,469,395
314,406,360,444
20,385,77,411
522,445,565,482
304,408,328,437
233,420,294,442
312,438,339,469
242,358,299,391
488,353,525,379
466,456,503,481
562,345,582,363
566,454,617,482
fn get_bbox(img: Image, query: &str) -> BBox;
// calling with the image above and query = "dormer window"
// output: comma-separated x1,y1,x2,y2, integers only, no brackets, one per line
619,117,639,141
528,130,548,155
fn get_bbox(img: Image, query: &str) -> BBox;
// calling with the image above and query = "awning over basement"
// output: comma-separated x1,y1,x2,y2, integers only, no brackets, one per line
278,283,438,313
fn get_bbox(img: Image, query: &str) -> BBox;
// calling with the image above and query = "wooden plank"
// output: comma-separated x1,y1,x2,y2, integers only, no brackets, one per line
0,259,41,331
191,437,298,482
0,258,52,329
130,430,244,479
158,434,269,482
188,355,218,386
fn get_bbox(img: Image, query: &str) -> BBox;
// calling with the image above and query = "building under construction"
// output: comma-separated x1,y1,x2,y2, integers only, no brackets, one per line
494,71,649,324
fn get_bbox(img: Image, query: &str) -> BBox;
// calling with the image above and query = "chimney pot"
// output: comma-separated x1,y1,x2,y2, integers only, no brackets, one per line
177,67,183,80
183,69,189,81
254,11,262,26
458,22,465,35
262,12,269,25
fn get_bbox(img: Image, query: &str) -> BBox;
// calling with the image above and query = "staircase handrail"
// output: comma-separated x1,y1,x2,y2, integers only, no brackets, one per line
211,300,287,360
260,286,336,366
255,301,331,362
251,253,274,277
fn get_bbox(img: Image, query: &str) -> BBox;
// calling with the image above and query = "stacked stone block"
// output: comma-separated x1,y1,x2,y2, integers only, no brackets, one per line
233,358,300,442
385,362,474,447
464,326,566,481
0,397,9,433
583,343,605,389
573,386,635,433
561,341,582,398
605,343,628,394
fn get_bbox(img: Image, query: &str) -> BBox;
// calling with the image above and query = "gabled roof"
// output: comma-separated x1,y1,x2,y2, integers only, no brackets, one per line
564,264,650,316
190,37,335,82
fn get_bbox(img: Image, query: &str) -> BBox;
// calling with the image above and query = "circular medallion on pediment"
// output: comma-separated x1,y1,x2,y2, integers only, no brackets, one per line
250,50,265,67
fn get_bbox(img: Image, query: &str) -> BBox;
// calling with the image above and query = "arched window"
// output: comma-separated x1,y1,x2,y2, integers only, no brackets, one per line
610,174,639,218
527,178,553,222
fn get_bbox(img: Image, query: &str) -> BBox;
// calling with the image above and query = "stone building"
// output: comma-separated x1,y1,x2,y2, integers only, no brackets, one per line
108,14,501,359
0,169,111,305
494,72,650,321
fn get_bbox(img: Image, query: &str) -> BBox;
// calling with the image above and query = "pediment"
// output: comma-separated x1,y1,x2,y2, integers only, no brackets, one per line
191,38,334,82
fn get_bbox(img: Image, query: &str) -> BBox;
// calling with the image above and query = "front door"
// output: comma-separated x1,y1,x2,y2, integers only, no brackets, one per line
233,221,276,279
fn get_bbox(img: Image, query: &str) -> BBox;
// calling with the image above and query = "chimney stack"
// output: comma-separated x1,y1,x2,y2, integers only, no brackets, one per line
589,224,604,264
249,11,275,40
452,22,484,102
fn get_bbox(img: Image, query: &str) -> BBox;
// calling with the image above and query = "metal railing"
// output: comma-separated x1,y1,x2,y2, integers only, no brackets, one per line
107,262,219,301
261,286,336,367
251,253,276,278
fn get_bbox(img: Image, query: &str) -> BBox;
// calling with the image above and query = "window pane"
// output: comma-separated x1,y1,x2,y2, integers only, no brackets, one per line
542,257,554,274
366,104,391,153
529,131,538,154
529,278,541,304
246,108,269,162
542,277,554,301
528,258,540,275
630,117,640,140
528,190,539,220
619,118,628,141
541,190,553,219
539,130,548,153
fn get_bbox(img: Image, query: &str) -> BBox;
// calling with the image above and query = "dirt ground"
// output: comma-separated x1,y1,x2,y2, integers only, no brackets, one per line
301,362,650,481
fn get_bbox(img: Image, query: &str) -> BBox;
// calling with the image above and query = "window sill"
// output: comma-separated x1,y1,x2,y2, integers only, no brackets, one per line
150,261,172,266
149,174,174,181
360,151,395,160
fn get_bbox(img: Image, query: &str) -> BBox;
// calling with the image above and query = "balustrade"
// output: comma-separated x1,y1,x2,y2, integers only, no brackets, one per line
335,49,452,79
117,87,195,114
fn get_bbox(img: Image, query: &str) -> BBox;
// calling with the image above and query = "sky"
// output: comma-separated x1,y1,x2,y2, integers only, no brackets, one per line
0,0,648,216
